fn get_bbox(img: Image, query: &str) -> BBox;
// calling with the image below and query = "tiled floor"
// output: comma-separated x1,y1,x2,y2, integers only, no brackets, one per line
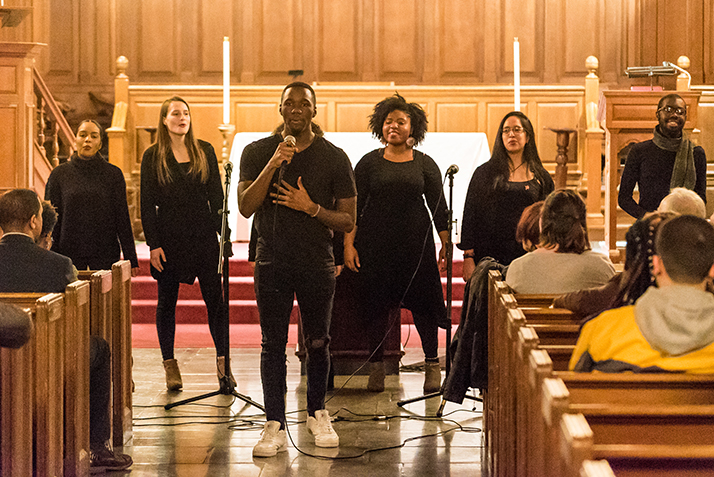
119,348,483,476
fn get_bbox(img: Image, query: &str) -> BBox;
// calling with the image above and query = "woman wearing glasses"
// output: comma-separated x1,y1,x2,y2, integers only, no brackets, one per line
618,93,707,219
459,111,554,281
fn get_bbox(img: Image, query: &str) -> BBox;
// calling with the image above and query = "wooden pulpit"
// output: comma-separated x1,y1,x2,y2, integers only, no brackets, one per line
602,90,701,260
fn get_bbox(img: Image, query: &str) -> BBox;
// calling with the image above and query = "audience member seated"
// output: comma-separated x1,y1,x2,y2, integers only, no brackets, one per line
515,200,544,252
37,200,58,250
658,187,707,218
570,215,714,373
505,189,615,294
553,212,675,319
0,302,33,349
0,188,132,472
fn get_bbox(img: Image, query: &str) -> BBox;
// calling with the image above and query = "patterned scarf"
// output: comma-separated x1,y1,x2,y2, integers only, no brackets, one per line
652,126,696,190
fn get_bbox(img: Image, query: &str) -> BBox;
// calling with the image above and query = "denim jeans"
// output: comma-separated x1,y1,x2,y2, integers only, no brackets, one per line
255,261,335,424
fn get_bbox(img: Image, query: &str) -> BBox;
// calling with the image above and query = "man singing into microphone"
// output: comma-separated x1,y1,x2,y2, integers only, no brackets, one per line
238,82,357,457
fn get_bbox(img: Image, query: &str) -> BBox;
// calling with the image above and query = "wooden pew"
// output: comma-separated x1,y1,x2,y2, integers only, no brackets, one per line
0,306,34,477
111,260,133,446
79,261,134,447
63,281,91,476
560,411,714,477
544,375,714,477
0,293,66,477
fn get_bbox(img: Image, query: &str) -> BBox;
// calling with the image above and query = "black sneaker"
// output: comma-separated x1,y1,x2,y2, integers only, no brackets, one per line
90,442,133,473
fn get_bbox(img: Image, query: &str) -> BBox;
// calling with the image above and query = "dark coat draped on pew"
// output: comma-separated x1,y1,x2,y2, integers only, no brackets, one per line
443,257,505,402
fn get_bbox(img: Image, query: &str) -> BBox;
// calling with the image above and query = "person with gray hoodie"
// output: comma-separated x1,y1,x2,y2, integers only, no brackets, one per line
569,215,714,373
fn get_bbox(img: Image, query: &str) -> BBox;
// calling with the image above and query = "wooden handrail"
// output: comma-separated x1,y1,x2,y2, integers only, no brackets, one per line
32,67,75,166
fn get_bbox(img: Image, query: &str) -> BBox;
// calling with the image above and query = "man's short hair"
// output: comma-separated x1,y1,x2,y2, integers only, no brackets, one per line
0,189,41,231
40,200,58,239
658,187,706,218
657,93,686,111
281,81,317,106
656,215,714,284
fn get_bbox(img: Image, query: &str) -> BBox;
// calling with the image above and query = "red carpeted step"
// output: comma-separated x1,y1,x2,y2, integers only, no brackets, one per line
132,243,466,325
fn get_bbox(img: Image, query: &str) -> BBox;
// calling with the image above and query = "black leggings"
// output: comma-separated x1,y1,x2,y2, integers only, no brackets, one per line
155,271,228,360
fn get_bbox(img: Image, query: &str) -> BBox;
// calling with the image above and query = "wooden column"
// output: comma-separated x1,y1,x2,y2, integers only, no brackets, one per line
584,56,604,237
0,42,44,191
547,128,576,189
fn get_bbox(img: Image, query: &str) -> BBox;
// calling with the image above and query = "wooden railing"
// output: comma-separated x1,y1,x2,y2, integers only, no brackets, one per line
32,68,76,167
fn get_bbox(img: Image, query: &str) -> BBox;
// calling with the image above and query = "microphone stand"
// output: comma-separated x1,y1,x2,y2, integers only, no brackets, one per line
396,166,480,414
165,160,264,412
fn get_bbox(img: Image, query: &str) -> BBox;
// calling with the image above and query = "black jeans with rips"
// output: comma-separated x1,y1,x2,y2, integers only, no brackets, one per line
255,261,335,425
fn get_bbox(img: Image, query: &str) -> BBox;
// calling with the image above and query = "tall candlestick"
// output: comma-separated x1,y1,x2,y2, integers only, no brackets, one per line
514,37,520,111
223,37,230,125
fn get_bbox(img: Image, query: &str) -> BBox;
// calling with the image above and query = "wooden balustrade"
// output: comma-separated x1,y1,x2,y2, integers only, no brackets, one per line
32,68,76,167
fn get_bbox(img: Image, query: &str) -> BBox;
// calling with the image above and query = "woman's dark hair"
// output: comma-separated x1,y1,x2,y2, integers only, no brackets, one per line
490,111,550,190
154,96,208,187
614,212,676,305
515,201,544,251
368,93,428,146
539,189,589,253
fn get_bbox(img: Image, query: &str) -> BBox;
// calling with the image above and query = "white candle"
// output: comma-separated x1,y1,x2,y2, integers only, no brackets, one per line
514,37,520,111
223,37,230,125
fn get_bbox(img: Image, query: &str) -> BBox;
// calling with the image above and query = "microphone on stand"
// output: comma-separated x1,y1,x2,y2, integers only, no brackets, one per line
446,164,459,177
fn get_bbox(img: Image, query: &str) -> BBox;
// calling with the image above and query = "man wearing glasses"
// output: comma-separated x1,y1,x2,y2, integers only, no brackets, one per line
618,93,707,219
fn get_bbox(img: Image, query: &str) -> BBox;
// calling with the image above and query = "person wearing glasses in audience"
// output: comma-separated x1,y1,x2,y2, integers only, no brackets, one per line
459,111,554,281
618,93,707,219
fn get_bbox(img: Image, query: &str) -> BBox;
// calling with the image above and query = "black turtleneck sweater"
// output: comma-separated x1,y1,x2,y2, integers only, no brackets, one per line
45,153,138,269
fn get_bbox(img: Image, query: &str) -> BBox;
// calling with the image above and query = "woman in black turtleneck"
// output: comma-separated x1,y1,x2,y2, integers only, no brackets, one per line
45,120,139,275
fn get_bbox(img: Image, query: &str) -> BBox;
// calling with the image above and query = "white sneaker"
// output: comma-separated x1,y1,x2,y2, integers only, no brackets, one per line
253,421,287,457
306,409,339,448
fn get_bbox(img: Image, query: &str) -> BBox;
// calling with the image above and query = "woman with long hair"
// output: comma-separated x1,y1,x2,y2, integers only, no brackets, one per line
459,111,554,281
343,93,448,393
140,96,232,391
45,119,138,274
505,189,615,294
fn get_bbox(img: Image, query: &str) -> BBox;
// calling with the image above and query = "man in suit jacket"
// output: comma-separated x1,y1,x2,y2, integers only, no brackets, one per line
0,188,76,291
0,188,132,472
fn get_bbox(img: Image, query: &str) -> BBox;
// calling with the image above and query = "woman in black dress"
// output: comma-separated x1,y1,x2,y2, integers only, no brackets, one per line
140,96,232,391
459,111,554,281
45,119,138,274
344,93,448,393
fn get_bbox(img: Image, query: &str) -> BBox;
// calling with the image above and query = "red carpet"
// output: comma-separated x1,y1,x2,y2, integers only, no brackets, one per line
131,323,457,349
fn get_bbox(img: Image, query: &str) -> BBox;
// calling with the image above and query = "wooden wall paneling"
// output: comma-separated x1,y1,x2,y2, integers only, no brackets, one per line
501,0,543,83
47,0,77,80
560,0,599,81
697,91,714,165
705,1,713,84
375,0,422,82
138,0,177,77
238,0,254,83
334,103,373,132
435,103,479,132
316,0,360,81
598,0,626,86
256,0,300,82
198,0,233,80
658,0,704,83
0,105,19,189
91,0,117,83
234,102,281,132
436,0,483,83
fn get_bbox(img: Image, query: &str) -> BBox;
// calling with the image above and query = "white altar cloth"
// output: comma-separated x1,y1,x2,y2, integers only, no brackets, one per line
227,132,491,243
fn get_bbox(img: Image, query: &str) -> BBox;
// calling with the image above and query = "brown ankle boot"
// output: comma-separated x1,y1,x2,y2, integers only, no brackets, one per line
217,356,237,388
163,359,182,391
367,361,385,392
424,361,442,393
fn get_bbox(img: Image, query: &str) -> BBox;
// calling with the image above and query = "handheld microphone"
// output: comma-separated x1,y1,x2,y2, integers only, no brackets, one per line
281,135,296,169
446,164,459,176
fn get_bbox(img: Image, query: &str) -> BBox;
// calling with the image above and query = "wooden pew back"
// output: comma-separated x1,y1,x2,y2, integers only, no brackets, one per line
0,305,34,477
111,260,133,446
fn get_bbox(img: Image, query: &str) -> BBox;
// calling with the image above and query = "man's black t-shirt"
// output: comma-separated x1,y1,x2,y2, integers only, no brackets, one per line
240,134,356,268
